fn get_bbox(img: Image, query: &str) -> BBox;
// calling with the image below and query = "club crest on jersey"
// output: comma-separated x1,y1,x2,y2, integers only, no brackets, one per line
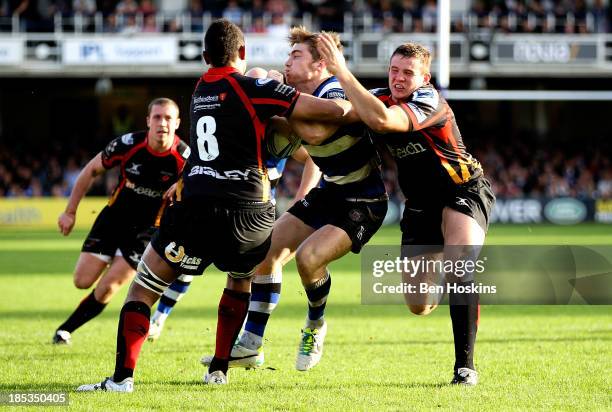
256,78,273,86
121,133,134,145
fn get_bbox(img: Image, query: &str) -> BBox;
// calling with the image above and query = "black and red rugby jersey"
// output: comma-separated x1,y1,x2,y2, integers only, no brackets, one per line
180,67,299,204
371,84,483,201
101,130,189,223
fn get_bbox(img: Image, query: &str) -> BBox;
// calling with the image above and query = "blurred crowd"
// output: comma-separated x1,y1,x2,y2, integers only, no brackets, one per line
0,0,609,34
3,138,610,200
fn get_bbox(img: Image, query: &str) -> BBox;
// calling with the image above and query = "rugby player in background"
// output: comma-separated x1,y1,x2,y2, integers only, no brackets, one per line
317,34,495,386
53,98,189,345
77,19,353,391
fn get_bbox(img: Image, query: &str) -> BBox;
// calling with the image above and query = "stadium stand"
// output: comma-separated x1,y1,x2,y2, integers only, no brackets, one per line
0,2,610,228
0,0,608,34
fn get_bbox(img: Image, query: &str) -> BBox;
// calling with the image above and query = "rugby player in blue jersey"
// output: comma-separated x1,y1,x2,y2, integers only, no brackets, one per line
200,26,388,372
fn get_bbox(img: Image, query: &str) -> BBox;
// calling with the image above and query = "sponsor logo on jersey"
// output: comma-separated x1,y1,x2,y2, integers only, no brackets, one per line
194,95,224,111
256,78,273,86
164,242,202,270
188,165,250,180
194,95,219,104
388,142,426,158
121,133,134,145
456,197,469,207
125,180,164,198
325,90,345,99
274,83,294,97
126,163,142,175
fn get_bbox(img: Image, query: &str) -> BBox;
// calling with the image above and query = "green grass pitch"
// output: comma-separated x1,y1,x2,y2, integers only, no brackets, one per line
0,224,610,410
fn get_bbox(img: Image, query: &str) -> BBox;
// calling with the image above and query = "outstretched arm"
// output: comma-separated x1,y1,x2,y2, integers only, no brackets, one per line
317,33,411,133
270,116,341,146
58,153,106,236
290,93,354,123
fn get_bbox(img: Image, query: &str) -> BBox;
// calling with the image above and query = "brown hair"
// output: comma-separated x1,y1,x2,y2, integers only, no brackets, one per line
204,19,245,67
148,98,179,115
391,43,432,73
288,25,342,61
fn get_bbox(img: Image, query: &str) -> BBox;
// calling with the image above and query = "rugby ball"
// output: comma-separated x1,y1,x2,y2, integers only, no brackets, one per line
266,131,302,159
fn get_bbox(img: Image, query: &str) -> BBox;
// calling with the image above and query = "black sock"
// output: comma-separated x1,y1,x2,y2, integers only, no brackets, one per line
57,290,107,333
449,282,479,371
305,272,331,323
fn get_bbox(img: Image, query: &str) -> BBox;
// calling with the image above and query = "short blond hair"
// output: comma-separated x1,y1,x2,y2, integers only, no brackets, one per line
391,43,432,73
288,26,342,61
148,98,179,115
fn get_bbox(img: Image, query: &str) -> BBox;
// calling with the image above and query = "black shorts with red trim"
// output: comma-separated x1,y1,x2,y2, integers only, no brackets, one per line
81,206,156,269
150,200,275,278
287,187,388,253
400,177,495,251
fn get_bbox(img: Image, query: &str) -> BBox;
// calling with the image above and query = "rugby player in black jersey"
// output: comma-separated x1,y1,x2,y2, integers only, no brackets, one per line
77,19,353,391
317,35,495,386
146,67,322,355
53,98,189,345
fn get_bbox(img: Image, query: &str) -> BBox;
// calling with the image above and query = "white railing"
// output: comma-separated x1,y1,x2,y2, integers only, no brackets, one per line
0,10,608,35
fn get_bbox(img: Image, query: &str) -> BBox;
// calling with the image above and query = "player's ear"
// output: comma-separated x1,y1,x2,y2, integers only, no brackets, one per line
203,50,210,65
238,45,246,60
146,115,151,128
424,72,432,83
174,117,181,130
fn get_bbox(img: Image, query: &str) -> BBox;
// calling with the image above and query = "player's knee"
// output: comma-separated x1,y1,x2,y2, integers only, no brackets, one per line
73,275,94,289
133,260,172,296
408,304,437,316
295,249,319,276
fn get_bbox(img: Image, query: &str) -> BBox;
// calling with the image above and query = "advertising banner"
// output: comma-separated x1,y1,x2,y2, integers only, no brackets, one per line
493,36,598,64
0,198,108,229
63,37,177,65
0,38,23,65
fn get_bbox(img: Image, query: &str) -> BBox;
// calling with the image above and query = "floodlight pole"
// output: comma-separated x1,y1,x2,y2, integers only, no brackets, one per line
437,0,451,96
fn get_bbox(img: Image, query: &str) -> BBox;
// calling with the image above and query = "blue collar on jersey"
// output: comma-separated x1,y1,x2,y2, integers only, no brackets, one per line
312,76,338,97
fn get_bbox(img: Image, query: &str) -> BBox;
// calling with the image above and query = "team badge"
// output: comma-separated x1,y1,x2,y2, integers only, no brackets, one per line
256,78,273,86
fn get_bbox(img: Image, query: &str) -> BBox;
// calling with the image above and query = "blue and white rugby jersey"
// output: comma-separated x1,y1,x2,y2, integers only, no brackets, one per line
301,76,386,199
